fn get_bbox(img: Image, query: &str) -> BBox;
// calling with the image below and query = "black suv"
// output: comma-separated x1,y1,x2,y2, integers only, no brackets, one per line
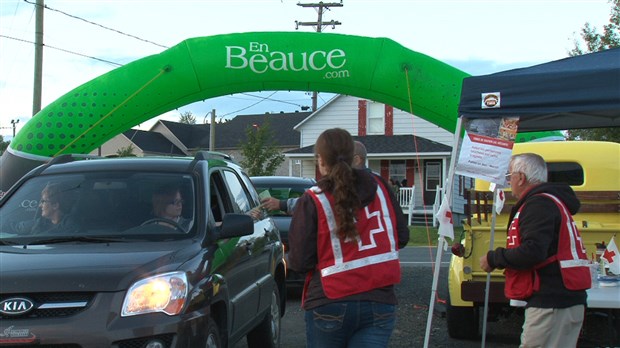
250,176,316,288
0,152,286,348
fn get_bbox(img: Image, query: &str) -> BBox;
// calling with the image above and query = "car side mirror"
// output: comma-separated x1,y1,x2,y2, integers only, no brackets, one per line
217,213,254,240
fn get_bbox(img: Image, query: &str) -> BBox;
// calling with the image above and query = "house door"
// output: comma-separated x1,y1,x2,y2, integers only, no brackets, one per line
423,160,442,206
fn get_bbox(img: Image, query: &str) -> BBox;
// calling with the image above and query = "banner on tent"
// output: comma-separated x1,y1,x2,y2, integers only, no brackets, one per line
455,117,519,183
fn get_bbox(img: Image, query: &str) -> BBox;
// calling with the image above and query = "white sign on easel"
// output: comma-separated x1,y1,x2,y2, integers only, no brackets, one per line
455,117,519,184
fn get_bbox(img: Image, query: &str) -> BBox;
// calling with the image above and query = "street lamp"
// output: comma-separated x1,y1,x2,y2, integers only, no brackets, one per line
10,119,19,138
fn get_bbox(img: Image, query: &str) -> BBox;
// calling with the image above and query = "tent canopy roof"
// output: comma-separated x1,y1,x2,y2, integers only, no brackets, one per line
458,48,620,132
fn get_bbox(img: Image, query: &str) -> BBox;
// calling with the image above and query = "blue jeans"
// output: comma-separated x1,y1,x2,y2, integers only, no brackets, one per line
304,301,396,348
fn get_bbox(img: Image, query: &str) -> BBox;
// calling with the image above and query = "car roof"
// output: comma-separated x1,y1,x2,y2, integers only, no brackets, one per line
251,176,316,185
29,153,242,176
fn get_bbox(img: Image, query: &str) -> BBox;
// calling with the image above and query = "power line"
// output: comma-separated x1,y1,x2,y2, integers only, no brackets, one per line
23,0,169,49
5,2,308,121
219,91,279,119
240,92,310,109
1,34,122,67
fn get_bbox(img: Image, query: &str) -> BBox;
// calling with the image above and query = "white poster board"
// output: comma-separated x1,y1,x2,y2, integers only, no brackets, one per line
454,117,519,185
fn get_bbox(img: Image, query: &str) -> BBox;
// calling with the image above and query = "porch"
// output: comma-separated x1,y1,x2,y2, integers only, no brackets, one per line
397,186,441,226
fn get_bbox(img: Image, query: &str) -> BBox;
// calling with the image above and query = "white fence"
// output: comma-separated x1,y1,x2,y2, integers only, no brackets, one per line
398,187,415,225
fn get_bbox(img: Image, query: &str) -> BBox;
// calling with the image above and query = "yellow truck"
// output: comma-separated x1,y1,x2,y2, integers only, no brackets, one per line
446,140,620,339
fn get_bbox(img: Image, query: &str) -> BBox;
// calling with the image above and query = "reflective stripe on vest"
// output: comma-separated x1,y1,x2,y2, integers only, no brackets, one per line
310,183,399,278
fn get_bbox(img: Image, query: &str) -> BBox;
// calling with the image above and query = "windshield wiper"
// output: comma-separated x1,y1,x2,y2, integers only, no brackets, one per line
26,236,128,246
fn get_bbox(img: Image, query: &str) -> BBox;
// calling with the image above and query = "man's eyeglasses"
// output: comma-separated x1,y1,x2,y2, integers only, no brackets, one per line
168,199,184,206
505,172,519,180
39,199,52,205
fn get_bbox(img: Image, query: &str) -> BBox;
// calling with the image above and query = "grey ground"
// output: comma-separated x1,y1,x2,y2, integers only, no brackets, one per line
238,262,616,348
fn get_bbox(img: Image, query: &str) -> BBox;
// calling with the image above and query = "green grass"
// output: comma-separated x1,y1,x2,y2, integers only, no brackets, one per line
407,225,463,246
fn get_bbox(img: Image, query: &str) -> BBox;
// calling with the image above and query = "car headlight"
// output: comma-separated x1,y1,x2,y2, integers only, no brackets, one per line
121,271,188,317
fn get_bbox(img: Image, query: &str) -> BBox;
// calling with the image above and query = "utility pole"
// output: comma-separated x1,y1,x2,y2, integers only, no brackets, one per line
10,119,20,138
209,109,216,151
295,1,343,111
32,0,44,116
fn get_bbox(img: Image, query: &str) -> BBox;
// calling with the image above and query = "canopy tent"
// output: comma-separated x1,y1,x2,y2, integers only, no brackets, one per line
458,47,620,132
423,48,620,348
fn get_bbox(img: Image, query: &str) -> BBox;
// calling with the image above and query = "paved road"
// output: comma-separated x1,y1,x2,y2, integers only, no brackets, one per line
236,246,615,347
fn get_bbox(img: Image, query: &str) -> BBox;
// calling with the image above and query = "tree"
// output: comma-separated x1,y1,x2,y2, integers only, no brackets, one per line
179,111,197,124
570,0,619,55
566,128,620,142
567,0,620,142
239,118,285,176
116,144,136,157
0,136,8,155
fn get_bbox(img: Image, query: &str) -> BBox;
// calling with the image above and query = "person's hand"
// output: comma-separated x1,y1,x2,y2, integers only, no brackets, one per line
261,197,281,211
479,254,494,273
248,207,263,220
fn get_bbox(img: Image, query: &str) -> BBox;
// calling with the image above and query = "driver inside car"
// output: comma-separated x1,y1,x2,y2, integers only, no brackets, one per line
150,184,192,231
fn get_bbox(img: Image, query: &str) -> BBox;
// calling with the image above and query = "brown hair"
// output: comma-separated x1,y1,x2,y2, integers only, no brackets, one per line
315,128,360,240
152,185,180,217
42,182,75,214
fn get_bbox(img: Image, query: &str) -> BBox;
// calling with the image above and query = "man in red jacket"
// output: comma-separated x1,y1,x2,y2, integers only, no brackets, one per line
480,153,587,348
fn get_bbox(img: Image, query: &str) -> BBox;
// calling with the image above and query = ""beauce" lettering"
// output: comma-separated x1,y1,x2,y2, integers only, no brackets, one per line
225,41,347,74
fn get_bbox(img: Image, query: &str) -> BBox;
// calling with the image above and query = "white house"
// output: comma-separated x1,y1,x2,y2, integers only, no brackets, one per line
285,95,471,224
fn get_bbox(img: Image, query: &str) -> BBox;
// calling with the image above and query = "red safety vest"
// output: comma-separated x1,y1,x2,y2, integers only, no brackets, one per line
306,177,401,299
504,193,591,300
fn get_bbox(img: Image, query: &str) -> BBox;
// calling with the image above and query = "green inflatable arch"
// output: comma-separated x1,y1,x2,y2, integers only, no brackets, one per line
2,31,469,192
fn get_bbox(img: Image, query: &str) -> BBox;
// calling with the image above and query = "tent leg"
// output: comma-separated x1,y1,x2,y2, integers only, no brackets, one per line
422,117,463,348
481,187,499,348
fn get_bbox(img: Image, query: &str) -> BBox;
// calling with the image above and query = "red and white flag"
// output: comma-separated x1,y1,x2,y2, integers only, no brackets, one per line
494,189,506,215
435,196,454,240
602,235,620,275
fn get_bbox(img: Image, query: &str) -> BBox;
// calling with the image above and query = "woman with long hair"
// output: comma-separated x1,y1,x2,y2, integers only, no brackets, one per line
288,128,409,348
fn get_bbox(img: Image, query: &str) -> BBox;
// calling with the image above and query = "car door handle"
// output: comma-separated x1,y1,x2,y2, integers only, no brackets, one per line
244,240,253,254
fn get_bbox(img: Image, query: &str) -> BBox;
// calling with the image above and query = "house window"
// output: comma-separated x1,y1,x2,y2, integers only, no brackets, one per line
389,160,406,185
367,102,384,134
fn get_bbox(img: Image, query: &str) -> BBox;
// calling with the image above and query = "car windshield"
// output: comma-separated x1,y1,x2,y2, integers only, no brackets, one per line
0,172,196,243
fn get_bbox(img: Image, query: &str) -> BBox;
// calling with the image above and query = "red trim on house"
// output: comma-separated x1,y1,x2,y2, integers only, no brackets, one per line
406,159,416,187
380,160,389,181
358,100,367,136
385,105,393,136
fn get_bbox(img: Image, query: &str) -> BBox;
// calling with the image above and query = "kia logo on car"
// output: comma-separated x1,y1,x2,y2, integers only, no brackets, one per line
0,298,35,316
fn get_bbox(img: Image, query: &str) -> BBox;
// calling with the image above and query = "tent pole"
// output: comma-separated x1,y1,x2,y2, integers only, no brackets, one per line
481,187,498,348
423,116,463,348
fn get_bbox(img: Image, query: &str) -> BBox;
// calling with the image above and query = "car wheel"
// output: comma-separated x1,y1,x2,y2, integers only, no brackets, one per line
247,284,281,348
446,293,480,339
205,316,222,348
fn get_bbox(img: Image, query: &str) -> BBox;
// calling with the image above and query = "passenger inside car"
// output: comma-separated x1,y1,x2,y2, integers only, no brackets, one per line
31,182,79,234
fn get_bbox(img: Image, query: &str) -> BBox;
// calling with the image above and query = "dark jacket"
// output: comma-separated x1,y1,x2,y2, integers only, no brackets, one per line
288,168,410,310
31,215,79,234
486,182,587,308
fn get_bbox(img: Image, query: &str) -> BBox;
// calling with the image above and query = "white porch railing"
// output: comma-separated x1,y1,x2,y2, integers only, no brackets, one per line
398,187,415,226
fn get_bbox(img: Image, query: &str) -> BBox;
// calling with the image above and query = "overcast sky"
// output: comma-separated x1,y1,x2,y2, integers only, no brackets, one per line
0,0,613,138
